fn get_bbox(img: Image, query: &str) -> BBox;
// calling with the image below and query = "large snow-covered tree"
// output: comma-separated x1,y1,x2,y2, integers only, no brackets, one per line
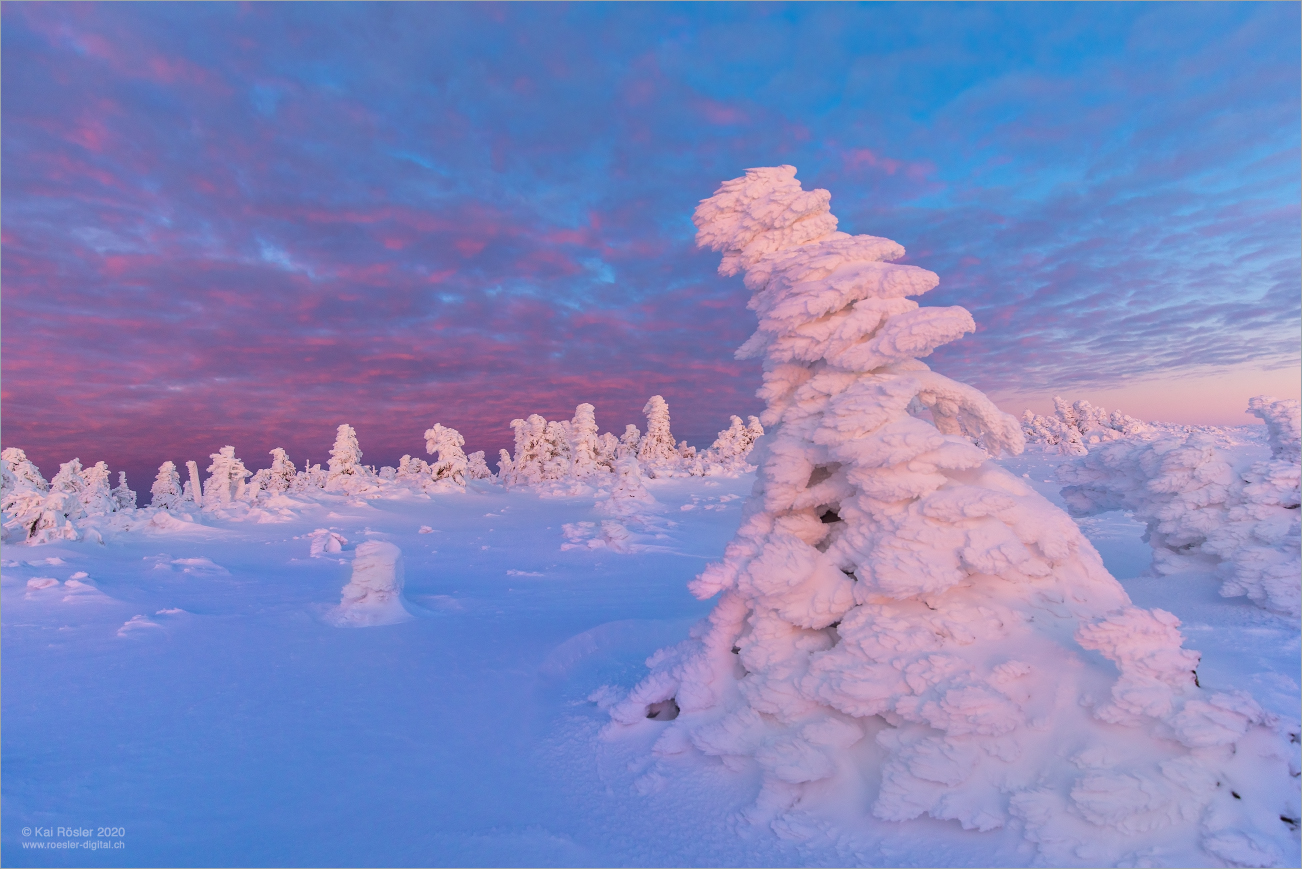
606,166,1296,864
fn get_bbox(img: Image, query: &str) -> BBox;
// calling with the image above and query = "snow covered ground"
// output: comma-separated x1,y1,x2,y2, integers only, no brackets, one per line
2,444,1298,867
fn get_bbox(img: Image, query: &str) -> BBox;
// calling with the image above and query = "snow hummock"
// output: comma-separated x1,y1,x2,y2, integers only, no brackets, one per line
328,540,411,627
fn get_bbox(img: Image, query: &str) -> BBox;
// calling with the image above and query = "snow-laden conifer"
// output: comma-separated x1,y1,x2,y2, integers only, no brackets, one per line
616,424,641,460
595,432,619,472
79,461,116,515
2,447,47,494
463,451,490,480
325,424,372,493
502,415,549,487
569,404,603,478
204,447,251,505
1022,396,1150,454
606,165,1296,863
425,424,469,489
111,472,136,511
637,396,678,469
1063,396,1301,618
542,421,572,481
151,462,183,510
263,448,297,495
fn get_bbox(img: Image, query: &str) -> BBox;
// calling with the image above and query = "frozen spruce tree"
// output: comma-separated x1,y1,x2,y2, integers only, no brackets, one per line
569,403,603,478
111,472,136,511
637,395,678,470
465,451,493,480
150,462,183,509
616,424,641,460
607,166,1298,864
261,448,298,496
79,461,116,515
204,447,251,505
424,423,469,489
326,424,372,493
502,414,549,487
2,447,47,495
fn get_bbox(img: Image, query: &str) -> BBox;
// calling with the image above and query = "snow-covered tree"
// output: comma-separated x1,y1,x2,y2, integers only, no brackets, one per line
78,461,116,515
1062,396,1301,617
597,456,656,515
151,462,183,509
261,448,297,495
2,447,47,495
637,395,678,469
324,424,372,493
616,424,641,460
396,454,431,487
606,166,1295,863
203,447,251,505
502,414,549,487
112,471,136,511
425,423,469,488
595,432,619,472
50,458,84,499
569,404,602,478
1022,396,1150,454
541,420,572,481
465,451,493,480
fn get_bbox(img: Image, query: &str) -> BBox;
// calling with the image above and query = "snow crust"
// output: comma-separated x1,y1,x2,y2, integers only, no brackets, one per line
603,166,1300,865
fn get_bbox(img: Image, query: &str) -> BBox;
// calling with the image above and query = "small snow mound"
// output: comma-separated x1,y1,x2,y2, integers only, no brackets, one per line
117,615,163,637
327,541,411,627
418,525,434,534
309,528,348,557
26,577,59,589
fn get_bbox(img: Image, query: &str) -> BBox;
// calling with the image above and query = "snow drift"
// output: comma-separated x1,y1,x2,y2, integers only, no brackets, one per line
605,165,1300,865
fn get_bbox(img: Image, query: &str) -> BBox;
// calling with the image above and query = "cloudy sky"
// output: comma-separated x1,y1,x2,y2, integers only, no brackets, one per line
3,2,1299,488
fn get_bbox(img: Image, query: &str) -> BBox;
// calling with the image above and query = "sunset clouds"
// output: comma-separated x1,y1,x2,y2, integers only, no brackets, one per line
3,2,1298,488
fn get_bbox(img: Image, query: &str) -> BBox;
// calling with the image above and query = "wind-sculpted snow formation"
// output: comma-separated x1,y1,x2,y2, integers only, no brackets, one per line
1062,396,1301,618
327,540,411,627
604,166,1299,865
1022,397,1151,455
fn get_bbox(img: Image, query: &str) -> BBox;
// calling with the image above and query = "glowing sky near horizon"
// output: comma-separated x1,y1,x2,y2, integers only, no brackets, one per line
3,2,1299,488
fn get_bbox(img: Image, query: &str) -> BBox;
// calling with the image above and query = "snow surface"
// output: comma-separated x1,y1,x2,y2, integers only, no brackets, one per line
2,445,1298,867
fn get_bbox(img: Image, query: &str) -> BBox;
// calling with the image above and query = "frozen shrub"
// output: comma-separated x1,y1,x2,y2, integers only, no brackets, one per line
606,165,1296,864
259,448,298,496
541,421,572,481
151,462,183,510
